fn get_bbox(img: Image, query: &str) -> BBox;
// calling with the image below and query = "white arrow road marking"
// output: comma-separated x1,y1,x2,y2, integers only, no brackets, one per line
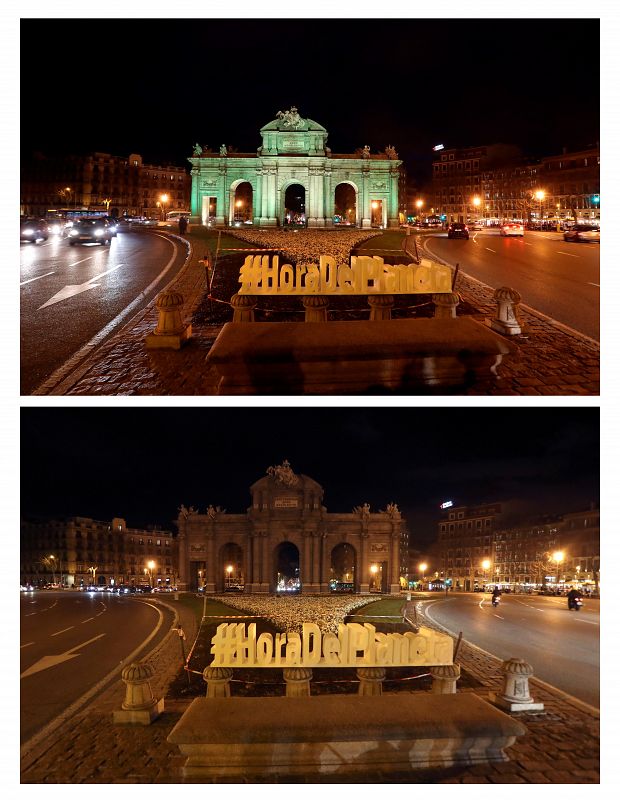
38,263,125,309
21,271,56,286
20,633,106,678
51,626,75,637
557,251,580,258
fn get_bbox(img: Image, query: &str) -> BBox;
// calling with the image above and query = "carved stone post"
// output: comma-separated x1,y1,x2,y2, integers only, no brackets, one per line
283,667,313,697
145,290,192,349
430,663,461,694
302,296,329,322
230,293,257,322
368,294,394,321
356,667,386,695
489,657,544,711
491,287,522,335
433,291,460,319
112,662,164,725
203,667,234,698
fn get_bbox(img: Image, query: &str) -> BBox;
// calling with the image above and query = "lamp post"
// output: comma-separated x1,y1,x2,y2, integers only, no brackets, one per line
481,559,491,590
472,195,481,226
535,190,546,227
87,565,97,587
415,198,424,225
235,199,243,224
370,563,379,592
159,193,169,221
226,564,233,589
146,560,156,588
419,562,427,590
552,550,564,589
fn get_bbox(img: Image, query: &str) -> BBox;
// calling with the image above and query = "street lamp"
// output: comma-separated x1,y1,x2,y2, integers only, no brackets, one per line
552,550,564,588
415,198,424,225
472,195,481,225
146,560,156,587
159,193,169,221
481,559,491,589
419,562,428,589
370,563,379,591
535,190,546,225
226,564,233,588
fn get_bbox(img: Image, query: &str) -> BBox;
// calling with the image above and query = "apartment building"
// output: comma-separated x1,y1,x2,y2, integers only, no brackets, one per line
20,516,178,588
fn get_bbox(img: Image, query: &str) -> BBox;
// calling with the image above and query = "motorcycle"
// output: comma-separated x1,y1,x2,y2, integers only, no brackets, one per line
568,596,584,611
491,595,501,608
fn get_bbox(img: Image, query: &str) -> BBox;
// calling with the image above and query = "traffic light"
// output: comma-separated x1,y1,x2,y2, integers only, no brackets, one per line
592,194,600,205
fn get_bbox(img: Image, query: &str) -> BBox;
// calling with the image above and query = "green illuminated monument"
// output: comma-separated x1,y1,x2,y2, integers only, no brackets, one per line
189,107,402,228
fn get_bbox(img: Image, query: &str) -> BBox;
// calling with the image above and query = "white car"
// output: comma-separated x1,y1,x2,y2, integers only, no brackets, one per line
500,222,524,237
563,225,600,243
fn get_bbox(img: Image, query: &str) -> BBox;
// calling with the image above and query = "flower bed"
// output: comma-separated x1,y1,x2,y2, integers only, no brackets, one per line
229,228,382,267
209,594,380,634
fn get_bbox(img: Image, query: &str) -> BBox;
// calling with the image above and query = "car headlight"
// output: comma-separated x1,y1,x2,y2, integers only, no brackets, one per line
69,229,78,236
23,228,33,235
94,229,104,236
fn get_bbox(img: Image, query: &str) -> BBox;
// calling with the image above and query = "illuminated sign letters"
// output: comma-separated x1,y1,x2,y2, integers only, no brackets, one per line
209,622,453,668
237,254,452,296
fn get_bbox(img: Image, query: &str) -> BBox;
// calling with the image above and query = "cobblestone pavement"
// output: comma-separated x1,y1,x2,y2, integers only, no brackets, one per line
20,594,600,784
32,229,598,396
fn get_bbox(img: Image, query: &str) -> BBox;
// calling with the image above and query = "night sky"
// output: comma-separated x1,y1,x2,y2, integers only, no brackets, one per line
20,18,599,186
21,407,599,548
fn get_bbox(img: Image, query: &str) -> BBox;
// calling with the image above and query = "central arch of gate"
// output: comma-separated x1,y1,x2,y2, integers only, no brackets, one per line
189,107,402,228
176,461,407,595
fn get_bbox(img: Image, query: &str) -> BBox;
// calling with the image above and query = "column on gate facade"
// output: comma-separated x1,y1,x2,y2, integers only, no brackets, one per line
388,168,400,228
324,168,332,226
390,530,401,594
312,532,321,586
302,531,313,589
319,532,329,591
359,531,369,593
204,530,216,593
361,166,371,228
177,526,188,590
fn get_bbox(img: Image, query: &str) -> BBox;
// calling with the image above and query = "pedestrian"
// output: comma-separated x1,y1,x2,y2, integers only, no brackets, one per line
178,216,188,235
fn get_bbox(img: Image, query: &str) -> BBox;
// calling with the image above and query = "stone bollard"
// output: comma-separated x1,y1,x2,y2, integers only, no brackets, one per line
145,290,192,349
489,657,544,712
368,294,394,321
112,662,164,725
283,667,313,697
302,295,330,322
230,293,257,323
203,666,234,698
429,663,461,694
491,287,522,335
432,291,460,319
356,666,386,696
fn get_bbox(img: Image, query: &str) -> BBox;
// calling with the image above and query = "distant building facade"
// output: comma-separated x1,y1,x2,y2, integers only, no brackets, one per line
176,461,408,594
20,516,177,588
437,503,599,591
20,152,191,218
189,107,403,228
430,144,600,225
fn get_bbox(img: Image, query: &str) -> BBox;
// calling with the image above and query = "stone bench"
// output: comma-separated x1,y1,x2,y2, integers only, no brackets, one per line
205,318,515,395
168,693,527,777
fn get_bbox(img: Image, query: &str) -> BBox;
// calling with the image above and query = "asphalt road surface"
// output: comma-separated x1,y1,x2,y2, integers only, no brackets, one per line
422,592,599,707
20,591,174,745
424,229,600,341
20,228,187,394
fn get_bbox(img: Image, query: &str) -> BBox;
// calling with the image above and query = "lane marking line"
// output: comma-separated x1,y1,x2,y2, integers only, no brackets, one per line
20,271,56,286
68,256,95,267
485,247,496,253
587,282,600,288
21,642,35,649
557,251,580,258
81,617,95,624
51,626,74,637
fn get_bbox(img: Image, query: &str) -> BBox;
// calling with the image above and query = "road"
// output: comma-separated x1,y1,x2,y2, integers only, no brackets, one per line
20,590,174,745
421,592,599,707
20,228,187,394
424,229,600,341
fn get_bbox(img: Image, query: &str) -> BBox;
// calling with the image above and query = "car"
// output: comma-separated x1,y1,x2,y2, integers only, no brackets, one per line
20,218,49,243
563,224,600,243
500,222,524,237
45,218,71,237
447,222,469,240
67,217,113,245
103,216,119,236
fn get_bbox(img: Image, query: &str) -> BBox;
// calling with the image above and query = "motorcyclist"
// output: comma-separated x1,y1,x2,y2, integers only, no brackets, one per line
491,586,501,605
567,587,583,610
